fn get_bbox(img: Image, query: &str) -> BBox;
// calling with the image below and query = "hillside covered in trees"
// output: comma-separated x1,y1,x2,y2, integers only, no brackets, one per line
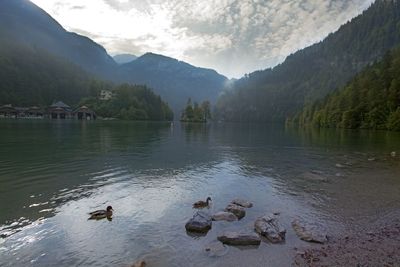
291,47,400,131
80,84,173,121
0,41,93,106
215,0,400,122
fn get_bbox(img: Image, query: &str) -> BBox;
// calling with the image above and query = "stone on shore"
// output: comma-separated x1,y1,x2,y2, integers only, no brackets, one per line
231,198,253,208
292,219,328,244
254,214,286,243
185,211,212,233
225,204,246,220
212,211,238,222
218,231,261,246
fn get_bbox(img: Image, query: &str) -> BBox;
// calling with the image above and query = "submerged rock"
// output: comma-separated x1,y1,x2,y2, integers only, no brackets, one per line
185,211,212,233
231,199,253,208
292,219,328,244
131,260,146,267
225,204,246,220
254,214,286,243
218,232,261,246
212,211,238,222
205,241,229,257
302,171,329,183
391,151,396,157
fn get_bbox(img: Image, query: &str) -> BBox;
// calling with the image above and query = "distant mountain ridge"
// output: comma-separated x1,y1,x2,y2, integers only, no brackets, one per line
215,0,400,122
118,53,227,114
113,54,138,64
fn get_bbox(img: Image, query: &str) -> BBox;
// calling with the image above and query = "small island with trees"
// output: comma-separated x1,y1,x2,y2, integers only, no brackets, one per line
180,98,211,123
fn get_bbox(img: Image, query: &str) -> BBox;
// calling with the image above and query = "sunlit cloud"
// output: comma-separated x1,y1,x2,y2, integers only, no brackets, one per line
30,0,374,78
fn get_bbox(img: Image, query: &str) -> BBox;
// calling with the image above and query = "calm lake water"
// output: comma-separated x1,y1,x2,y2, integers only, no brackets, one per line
0,120,399,266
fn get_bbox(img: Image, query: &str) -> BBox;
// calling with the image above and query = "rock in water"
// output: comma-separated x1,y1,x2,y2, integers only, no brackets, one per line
254,214,286,243
391,151,396,157
218,232,261,246
292,219,328,244
185,211,212,233
231,199,253,208
131,260,146,267
225,204,246,220
205,241,229,257
212,211,238,222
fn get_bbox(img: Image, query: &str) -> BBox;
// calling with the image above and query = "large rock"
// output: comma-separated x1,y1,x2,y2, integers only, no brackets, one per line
292,219,328,244
218,232,261,246
185,211,212,233
254,214,286,243
225,204,246,220
231,199,253,208
212,211,238,222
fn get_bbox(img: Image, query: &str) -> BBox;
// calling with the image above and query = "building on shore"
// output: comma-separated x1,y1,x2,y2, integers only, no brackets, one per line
48,101,73,119
0,105,17,118
74,106,96,120
0,102,96,120
99,90,113,101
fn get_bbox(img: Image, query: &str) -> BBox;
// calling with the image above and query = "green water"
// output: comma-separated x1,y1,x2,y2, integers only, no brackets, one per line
0,120,399,266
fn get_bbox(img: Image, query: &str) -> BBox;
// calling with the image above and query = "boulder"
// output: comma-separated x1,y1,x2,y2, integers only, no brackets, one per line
212,211,238,222
254,214,286,243
292,219,328,244
185,211,212,233
218,232,261,246
231,199,253,208
225,204,246,220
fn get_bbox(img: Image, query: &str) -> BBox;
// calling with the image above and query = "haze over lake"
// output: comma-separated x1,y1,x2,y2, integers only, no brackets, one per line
1,120,399,266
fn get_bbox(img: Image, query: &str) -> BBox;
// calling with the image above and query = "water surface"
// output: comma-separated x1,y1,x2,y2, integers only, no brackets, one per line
0,120,399,266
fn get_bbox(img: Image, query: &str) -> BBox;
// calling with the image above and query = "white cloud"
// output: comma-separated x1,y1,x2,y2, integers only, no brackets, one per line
30,0,374,78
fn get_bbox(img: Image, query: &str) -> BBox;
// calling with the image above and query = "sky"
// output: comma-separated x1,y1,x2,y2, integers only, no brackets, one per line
30,0,374,78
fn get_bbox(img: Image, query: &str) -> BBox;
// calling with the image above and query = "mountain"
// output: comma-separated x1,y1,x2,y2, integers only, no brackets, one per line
118,53,228,114
215,0,400,122
0,0,227,114
113,54,138,64
0,0,117,79
293,46,400,131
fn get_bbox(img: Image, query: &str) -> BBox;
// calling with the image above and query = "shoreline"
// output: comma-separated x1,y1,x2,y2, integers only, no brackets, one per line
293,210,400,266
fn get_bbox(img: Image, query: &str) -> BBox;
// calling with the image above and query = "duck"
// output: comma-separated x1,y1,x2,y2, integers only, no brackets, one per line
88,205,113,220
193,197,212,209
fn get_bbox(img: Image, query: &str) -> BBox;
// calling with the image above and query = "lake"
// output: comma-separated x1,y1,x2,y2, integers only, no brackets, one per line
0,120,399,266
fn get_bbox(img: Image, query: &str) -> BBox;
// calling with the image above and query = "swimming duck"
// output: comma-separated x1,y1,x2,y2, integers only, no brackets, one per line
88,205,113,220
193,197,212,208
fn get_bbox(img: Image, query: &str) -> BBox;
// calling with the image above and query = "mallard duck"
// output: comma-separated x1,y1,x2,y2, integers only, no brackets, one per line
88,205,113,220
193,197,212,208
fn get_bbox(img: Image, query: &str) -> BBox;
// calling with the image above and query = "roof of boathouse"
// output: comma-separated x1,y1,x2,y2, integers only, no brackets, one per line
49,101,72,111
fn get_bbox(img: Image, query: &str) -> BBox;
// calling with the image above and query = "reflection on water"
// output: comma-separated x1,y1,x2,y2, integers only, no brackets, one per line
0,121,399,266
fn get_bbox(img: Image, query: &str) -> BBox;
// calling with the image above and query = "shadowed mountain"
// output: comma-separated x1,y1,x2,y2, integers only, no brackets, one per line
0,0,117,79
118,53,228,114
216,0,400,122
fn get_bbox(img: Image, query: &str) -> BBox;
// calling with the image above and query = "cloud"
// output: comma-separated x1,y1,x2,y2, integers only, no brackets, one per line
30,0,374,78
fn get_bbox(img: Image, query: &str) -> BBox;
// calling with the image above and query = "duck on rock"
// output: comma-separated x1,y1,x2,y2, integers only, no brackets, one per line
88,206,113,220
193,197,212,209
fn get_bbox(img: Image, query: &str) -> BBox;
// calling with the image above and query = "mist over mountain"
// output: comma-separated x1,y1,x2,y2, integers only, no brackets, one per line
215,0,400,122
113,54,138,65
